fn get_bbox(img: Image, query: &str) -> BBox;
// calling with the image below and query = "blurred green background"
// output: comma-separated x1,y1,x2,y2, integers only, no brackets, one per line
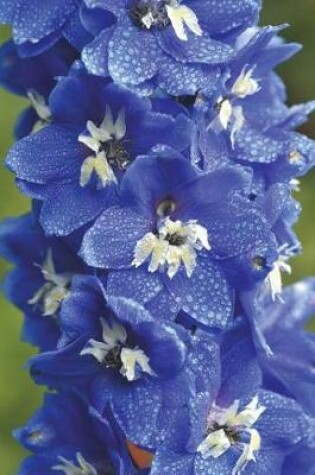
0,1,315,473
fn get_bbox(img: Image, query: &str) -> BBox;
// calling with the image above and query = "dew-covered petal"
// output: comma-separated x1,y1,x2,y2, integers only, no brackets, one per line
188,0,261,36
205,203,271,259
151,449,194,475
131,112,192,156
108,20,161,85
12,0,77,54
0,0,17,23
218,326,262,406
6,126,83,184
165,257,234,329
194,449,238,475
40,182,114,236
107,268,163,305
145,288,181,322
157,28,235,64
235,124,285,164
83,0,126,17
81,207,152,268
255,390,309,449
173,166,251,220
158,56,221,96
82,27,115,77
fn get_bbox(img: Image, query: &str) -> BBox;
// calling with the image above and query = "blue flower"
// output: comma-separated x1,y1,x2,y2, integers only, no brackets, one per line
193,26,315,185
0,213,83,350
28,275,209,449
81,0,261,95
151,327,311,475
14,391,140,474
81,147,277,329
253,278,315,416
6,68,192,236
0,39,78,138
282,444,315,475
0,0,91,56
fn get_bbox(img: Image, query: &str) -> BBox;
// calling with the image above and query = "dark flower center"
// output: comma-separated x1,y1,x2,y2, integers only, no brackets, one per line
211,422,240,445
156,198,176,217
104,346,123,369
102,139,131,171
129,0,171,29
252,256,266,271
165,232,186,246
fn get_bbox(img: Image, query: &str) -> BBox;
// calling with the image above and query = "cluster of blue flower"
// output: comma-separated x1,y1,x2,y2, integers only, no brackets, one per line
0,0,315,474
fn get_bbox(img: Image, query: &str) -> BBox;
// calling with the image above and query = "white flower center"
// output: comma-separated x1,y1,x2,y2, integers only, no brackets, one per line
197,396,265,475
133,0,202,41
80,318,154,381
132,217,210,279
52,453,97,475
27,90,52,133
288,150,303,165
165,0,202,41
209,66,260,146
267,244,294,302
231,67,261,99
78,106,126,188
28,249,71,316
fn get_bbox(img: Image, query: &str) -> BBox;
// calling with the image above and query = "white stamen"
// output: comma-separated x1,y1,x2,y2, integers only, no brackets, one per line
28,90,52,122
267,244,294,302
141,11,154,29
289,179,301,192
197,429,231,459
28,249,71,316
52,453,97,475
80,318,154,381
231,67,261,99
78,106,126,188
209,66,259,144
197,396,265,475
218,98,233,131
120,347,155,381
80,317,127,362
80,151,117,189
27,90,52,133
166,1,202,41
132,217,211,279
288,150,303,165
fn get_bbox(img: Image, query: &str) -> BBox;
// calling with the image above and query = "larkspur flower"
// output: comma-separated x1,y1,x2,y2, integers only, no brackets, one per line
0,0,315,473
6,67,192,236
150,328,311,475
28,276,216,449
0,0,92,56
0,213,83,350
80,0,261,95
14,391,142,474
192,25,315,188
0,39,78,138
81,147,277,328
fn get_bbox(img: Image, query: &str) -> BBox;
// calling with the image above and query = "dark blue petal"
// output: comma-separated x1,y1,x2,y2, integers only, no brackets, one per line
157,29,235,65
6,126,83,184
188,0,261,36
80,207,152,268
82,27,115,77
165,257,234,329
108,20,161,85
40,182,115,236
12,0,78,56
218,326,262,406
107,268,163,305
256,390,309,449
